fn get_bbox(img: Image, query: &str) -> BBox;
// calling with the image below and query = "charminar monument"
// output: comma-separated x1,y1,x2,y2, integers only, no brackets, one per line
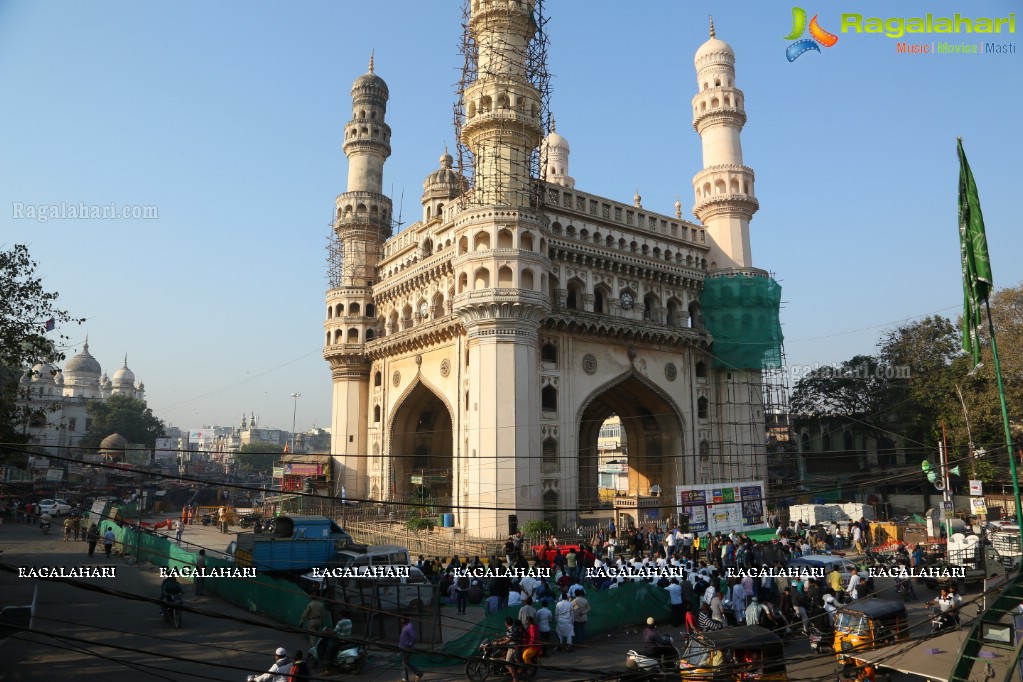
323,2,782,537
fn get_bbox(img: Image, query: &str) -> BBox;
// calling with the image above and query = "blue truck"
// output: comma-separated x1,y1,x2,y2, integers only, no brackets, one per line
230,515,355,573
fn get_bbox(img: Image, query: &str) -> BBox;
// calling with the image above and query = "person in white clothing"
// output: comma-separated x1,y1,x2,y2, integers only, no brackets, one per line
247,647,293,682
846,567,862,601
554,594,574,650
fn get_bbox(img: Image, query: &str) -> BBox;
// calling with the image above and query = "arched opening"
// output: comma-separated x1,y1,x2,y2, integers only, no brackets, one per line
498,229,514,249
350,302,361,316
697,396,709,419
366,303,375,318
542,489,558,526
666,299,682,327
389,382,453,506
521,232,535,251
474,267,490,289
458,236,468,255
458,272,468,293
374,371,382,387
540,343,557,366
566,280,583,310
688,301,702,328
577,375,685,518
843,431,854,453
474,231,491,251
695,360,707,379
643,293,659,322
541,385,557,413
521,268,534,290
347,328,359,343
373,405,381,422
822,433,832,451
594,286,609,314
497,265,513,286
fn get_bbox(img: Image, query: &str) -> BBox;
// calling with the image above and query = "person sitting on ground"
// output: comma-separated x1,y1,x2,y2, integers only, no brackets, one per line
247,647,292,682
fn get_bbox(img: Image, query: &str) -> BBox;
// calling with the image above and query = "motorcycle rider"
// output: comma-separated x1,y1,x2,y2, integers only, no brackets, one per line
247,647,293,682
39,511,53,533
160,575,184,617
641,617,675,661
929,587,958,631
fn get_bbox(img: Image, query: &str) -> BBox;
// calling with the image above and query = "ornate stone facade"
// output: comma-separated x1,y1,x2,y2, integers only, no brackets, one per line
324,9,768,537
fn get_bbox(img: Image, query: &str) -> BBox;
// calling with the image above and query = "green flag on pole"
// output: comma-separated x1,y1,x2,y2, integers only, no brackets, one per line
958,138,993,367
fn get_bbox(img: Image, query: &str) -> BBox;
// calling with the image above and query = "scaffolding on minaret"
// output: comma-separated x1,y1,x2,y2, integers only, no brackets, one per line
326,226,343,290
453,0,552,211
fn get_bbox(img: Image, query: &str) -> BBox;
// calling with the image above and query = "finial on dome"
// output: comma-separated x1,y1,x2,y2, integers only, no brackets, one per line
368,50,375,73
709,15,716,38
550,116,557,133
123,353,128,366
675,194,682,219
83,333,90,352
634,188,642,208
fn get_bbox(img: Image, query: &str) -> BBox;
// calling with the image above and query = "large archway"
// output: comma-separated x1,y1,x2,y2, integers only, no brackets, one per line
577,373,685,514
389,381,453,508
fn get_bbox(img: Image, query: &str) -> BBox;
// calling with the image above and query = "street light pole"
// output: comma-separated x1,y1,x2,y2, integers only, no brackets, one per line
290,392,301,453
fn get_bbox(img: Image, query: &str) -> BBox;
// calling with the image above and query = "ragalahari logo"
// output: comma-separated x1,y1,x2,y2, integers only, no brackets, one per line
784,7,839,61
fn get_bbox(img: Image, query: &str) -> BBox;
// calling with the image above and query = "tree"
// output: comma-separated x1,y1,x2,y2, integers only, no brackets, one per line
235,441,283,473
78,395,165,449
789,354,898,443
0,244,82,455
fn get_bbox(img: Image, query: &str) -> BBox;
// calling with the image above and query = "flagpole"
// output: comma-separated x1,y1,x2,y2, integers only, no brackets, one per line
983,298,1023,537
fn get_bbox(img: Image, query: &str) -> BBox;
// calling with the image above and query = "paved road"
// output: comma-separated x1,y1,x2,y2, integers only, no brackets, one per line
2,519,963,682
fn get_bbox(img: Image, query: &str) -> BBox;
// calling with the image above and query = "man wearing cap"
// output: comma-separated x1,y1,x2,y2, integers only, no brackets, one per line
744,595,763,626
247,647,293,682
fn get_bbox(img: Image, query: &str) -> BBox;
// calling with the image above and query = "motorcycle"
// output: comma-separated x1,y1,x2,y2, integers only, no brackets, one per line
308,627,367,674
464,636,543,681
239,512,263,530
807,625,834,654
200,513,213,526
40,521,51,534
162,592,183,629
930,610,959,634
625,634,680,673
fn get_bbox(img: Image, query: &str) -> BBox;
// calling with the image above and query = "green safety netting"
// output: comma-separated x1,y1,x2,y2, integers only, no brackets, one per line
112,524,309,627
414,581,671,668
701,273,784,370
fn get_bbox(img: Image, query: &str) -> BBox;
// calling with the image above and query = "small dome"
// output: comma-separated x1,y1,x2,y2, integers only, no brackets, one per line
100,433,129,450
64,340,102,377
544,130,569,151
112,356,136,386
352,53,388,97
30,363,57,383
695,17,735,64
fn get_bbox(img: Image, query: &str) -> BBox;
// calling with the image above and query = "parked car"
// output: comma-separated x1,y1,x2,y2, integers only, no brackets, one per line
38,499,71,516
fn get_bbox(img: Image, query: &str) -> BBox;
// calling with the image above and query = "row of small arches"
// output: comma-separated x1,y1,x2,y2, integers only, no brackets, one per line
337,203,390,223
697,177,751,199
345,125,390,142
695,92,740,114
701,76,731,90
550,222,704,268
466,92,540,119
456,266,548,292
326,302,376,319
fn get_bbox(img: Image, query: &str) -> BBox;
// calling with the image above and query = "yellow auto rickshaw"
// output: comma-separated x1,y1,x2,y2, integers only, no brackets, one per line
833,598,908,663
679,625,788,682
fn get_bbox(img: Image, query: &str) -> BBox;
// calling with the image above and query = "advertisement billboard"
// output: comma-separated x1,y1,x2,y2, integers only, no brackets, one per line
676,480,767,535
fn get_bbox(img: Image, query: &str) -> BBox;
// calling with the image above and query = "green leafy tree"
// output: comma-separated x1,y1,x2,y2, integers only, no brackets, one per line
78,394,165,449
235,441,283,473
0,244,83,457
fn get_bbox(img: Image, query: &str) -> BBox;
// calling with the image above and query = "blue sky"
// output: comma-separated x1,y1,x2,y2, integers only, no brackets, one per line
3,1,1020,433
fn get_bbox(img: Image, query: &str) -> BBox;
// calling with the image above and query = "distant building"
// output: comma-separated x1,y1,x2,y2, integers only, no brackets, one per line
18,338,146,454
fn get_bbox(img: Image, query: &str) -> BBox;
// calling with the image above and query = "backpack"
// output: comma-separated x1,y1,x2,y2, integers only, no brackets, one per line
288,660,309,682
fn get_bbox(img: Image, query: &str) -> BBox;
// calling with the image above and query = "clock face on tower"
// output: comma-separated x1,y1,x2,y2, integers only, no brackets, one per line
620,292,634,310
419,302,429,318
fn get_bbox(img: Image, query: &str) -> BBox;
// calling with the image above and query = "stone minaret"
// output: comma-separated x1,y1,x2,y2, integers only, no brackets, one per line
691,18,759,270
453,0,550,535
325,54,393,498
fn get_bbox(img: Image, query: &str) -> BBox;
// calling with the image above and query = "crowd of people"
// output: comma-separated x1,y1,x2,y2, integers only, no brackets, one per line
414,517,911,649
